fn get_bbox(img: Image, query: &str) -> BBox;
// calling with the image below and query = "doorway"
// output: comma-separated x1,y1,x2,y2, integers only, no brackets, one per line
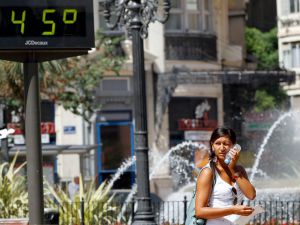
96,121,135,189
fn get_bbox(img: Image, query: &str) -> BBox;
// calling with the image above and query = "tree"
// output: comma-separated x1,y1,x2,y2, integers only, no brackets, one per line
0,31,125,125
245,27,288,112
42,31,125,122
0,59,62,128
246,27,279,70
254,84,288,112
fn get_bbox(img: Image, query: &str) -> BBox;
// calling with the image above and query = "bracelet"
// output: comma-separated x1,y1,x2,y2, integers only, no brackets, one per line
232,172,241,180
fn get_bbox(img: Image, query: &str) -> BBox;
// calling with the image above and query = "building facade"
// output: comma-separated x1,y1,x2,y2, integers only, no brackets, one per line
277,0,300,109
92,0,248,197
53,0,295,198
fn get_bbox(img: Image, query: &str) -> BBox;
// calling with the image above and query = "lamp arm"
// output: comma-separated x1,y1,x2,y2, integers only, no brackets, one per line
102,0,171,38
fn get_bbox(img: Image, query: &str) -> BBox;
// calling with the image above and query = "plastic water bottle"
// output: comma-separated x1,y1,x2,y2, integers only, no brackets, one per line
224,144,241,165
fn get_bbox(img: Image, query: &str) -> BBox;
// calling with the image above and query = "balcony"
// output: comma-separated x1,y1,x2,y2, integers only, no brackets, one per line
165,33,217,61
178,118,218,131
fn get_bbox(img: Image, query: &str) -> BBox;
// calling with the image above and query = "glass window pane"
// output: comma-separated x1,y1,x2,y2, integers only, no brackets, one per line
283,50,291,68
291,44,300,67
188,14,200,30
281,0,290,15
204,14,210,31
165,13,182,30
186,0,199,10
290,0,296,12
297,45,300,67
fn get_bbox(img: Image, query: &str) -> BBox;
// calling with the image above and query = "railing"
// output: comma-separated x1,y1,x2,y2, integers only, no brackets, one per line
47,199,300,225
246,200,300,225
165,33,217,61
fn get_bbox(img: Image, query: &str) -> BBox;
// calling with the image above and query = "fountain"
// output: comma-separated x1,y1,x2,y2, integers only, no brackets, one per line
116,141,208,222
110,110,300,224
154,110,300,198
246,111,300,191
162,110,300,224
249,111,298,182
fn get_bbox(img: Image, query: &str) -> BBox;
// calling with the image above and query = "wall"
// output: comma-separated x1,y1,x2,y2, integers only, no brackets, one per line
277,0,300,110
55,105,84,181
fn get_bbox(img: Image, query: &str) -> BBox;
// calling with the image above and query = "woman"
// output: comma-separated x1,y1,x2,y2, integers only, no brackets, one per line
195,126,256,225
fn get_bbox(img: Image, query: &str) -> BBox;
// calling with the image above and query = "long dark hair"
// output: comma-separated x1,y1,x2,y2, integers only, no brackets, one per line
209,126,236,159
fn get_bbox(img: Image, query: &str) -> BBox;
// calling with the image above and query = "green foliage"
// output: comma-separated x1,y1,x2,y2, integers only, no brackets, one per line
44,176,122,225
239,27,289,113
0,154,127,223
0,153,28,218
245,27,279,70
0,30,125,123
43,31,125,122
254,90,275,112
254,84,288,112
0,60,62,126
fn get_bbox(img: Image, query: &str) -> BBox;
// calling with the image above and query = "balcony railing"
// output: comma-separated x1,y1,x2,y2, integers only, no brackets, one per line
165,33,217,61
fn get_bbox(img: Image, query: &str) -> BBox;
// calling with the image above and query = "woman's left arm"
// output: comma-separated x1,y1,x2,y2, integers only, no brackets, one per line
232,166,256,200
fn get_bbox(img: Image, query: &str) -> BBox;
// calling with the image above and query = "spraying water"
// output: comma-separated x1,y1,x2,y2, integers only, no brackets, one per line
150,141,208,179
106,156,136,190
117,141,208,221
249,111,296,182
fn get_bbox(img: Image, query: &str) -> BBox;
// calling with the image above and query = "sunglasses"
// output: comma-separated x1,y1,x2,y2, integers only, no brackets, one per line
232,187,238,205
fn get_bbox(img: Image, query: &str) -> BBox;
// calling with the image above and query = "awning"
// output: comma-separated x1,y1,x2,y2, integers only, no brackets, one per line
158,70,296,86
8,144,99,156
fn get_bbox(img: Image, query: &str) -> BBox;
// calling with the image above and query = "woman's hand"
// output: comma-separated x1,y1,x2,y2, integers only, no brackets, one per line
228,148,241,169
232,205,254,216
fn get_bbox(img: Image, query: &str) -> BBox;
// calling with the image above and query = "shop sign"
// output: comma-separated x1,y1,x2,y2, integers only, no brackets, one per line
7,122,54,145
13,133,50,145
7,122,55,134
63,126,76,134
244,122,271,131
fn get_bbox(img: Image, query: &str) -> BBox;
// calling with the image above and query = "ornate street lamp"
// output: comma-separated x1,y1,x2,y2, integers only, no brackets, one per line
101,0,170,224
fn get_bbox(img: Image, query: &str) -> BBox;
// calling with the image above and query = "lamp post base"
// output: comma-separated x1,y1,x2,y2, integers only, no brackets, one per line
132,213,156,225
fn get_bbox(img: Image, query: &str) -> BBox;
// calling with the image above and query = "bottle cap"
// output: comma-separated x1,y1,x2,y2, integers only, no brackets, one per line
233,144,241,152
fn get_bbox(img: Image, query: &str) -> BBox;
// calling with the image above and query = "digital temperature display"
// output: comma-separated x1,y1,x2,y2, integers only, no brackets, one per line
0,0,94,49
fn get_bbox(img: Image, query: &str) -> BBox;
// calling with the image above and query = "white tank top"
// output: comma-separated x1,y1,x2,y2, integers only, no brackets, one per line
203,164,244,225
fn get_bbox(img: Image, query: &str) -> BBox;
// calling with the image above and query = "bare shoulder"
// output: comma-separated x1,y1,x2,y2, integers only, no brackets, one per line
197,167,213,184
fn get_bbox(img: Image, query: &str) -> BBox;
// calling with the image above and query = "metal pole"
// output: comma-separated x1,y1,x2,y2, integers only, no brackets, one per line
23,53,44,225
183,196,187,222
130,1,155,224
81,198,85,225
1,137,9,162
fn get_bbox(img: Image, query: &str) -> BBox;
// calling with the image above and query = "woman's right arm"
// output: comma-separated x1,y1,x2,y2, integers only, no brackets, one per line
194,168,254,219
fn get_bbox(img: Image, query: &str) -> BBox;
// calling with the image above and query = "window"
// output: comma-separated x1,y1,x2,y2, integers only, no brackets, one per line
282,0,300,15
101,78,130,92
290,0,300,13
282,42,300,69
292,43,300,67
283,49,291,69
165,0,212,33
